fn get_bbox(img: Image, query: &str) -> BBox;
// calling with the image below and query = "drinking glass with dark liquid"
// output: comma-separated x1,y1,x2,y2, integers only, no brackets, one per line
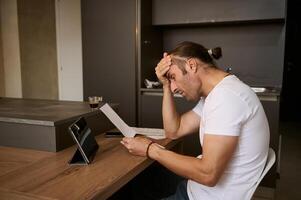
88,96,102,110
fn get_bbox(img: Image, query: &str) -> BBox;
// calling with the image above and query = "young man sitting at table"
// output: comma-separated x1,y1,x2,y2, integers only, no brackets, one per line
121,41,270,200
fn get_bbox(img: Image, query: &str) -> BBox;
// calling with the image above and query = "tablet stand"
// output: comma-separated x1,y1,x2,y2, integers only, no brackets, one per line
68,117,99,165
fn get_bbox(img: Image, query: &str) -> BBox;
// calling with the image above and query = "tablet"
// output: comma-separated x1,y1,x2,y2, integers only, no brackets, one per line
68,117,99,165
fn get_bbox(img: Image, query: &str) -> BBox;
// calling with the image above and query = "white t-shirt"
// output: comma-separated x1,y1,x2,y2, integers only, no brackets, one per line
187,75,270,200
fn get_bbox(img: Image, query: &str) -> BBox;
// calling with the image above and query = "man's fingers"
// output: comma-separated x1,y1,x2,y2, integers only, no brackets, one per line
156,65,170,77
121,137,132,148
121,138,135,154
156,58,171,72
160,65,170,74
159,57,171,66
122,137,131,143
157,55,171,66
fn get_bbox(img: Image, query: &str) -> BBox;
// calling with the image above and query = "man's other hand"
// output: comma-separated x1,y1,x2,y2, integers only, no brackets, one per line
155,52,171,87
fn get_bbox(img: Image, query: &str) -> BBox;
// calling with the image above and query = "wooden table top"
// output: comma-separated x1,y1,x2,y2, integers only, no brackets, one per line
0,134,177,200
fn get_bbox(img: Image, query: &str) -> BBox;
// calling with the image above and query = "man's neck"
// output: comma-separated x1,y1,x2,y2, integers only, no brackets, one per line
200,68,230,97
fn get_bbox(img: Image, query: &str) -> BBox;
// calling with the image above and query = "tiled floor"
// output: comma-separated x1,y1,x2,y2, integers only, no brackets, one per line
253,121,301,200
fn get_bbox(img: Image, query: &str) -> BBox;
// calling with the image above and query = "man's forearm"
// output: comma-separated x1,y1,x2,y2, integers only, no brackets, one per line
162,85,181,139
149,143,218,187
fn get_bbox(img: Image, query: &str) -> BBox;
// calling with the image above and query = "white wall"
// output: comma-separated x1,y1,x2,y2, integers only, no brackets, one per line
0,0,22,98
55,0,83,101
0,0,83,100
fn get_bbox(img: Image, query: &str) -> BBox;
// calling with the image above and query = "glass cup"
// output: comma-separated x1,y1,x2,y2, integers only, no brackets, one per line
88,96,103,110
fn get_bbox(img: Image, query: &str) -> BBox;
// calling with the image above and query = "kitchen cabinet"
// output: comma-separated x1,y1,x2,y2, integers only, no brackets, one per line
82,0,137,126
152,0,285,26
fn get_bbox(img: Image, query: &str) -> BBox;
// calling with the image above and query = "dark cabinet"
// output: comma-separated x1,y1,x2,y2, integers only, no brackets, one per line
162,24,285,87
82,0,137,126
152,0,285,25
140,95,196,128
139,0,286,88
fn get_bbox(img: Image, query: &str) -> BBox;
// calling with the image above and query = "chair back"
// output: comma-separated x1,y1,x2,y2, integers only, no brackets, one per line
247,148,276,200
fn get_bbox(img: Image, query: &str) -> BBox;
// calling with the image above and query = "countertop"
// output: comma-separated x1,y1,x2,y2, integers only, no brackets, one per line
0,98,115,126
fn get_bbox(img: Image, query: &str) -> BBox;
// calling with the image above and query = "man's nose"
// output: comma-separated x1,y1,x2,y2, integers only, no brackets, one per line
170,81,178,93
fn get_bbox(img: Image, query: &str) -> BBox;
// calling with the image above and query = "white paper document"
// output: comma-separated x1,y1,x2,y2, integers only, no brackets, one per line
100,103,165,139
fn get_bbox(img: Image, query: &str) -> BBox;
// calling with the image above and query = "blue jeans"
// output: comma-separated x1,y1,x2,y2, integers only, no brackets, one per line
161,180,189,200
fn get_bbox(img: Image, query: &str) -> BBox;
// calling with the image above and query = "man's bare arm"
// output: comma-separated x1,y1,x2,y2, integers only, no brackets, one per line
149,134,238,186
156,54,200,139
162,88,200,139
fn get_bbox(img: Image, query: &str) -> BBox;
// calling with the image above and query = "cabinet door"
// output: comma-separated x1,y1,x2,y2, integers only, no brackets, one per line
140,95,195,127
152,0,285,25
162,23,285,87
82,0,136,125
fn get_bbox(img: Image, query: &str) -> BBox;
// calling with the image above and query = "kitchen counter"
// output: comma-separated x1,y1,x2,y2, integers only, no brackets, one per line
0,98,116,152
0,97,112,126
140,86,281,100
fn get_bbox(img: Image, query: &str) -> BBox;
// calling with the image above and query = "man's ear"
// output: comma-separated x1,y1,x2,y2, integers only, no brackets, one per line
186,58,198,73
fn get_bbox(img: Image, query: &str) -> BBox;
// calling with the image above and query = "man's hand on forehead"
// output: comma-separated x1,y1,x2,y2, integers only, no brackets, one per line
163,54,186,79
155,52,173,86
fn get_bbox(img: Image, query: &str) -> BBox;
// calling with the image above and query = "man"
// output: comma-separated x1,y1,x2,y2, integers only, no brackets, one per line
121,41,270,200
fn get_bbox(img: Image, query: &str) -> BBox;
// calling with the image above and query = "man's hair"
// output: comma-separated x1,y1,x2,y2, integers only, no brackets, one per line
168,41,222,73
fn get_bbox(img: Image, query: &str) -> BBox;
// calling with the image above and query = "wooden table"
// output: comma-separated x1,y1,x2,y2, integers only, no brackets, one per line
0,134,178,200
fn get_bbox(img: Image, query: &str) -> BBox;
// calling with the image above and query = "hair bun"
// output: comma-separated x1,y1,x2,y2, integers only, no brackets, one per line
208,47,222,60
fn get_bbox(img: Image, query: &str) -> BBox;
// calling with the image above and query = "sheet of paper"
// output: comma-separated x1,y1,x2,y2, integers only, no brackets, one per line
133,127,166,139
99,103,136,137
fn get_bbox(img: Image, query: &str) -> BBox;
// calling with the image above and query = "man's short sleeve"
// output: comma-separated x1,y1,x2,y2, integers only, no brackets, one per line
204,88,250,136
